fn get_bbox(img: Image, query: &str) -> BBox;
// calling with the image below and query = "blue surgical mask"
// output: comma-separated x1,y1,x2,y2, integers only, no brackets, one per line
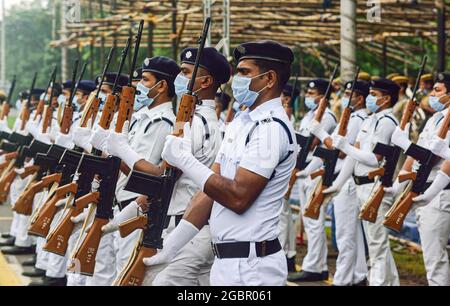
98,92,107,111
134,82,160,111
231,72,268,107
341,97,350,109
429,95,447,112
57,95,66,106
72,95,81,111
366,94,380,113
174,74,190,98
305,97,318,110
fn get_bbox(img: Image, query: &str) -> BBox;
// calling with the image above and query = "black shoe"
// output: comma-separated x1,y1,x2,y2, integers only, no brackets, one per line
22,268,46,277
22,255,37,267
1,233,12,239
321,270,329,281
288,270,328,282
28,276,67,286
1,246,35,255
286,256,297,273
0,237,15,247
353,278,367,286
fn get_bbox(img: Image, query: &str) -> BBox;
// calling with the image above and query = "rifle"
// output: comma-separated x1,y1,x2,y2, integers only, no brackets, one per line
60,60,80,134
34,66,56,121
41,68,58,134
359,56,427,223
0,75,16,121
20,72,38,131
113,17,211,286
383,104,450,232
304,66,359,220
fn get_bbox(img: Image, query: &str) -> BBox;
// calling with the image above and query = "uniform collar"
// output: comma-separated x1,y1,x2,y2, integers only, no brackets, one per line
353,108,368,116
375,107,393,120
197,99,216,109
248,97,282,122
137,101,173,120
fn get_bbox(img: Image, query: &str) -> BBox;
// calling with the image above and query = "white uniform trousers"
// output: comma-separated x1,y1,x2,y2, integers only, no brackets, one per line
333,179,367,285
152,225,214,286
210,249,287,286
45,208,68,278
356,183,399,286
279,198,297,259
66,224,89,286
9,176,31,246
416,190,450,286
32,191,49,270
298,177,328,273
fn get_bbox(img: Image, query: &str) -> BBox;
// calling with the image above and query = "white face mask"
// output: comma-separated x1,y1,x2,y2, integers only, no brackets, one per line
134,81,161,111
231,72,269,107
174,74,208,98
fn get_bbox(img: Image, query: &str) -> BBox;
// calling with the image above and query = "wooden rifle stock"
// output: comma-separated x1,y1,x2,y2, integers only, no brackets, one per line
359,185,385,223
119,215,147,238
114,243,156,286
3,151,19,161
98,94,118,130
13,173,62,216
28,182,78,237
115,86,135,133
284,168,299,200
303,184,327,219
20,107,30,131
60,105,74,134
44,191,99,256
41,105,53,134
382,191,417,232
20,165,40,179
398,171,417,183
80,93,100,128
0,102,10,121
310,168,325,180
33,100,45,120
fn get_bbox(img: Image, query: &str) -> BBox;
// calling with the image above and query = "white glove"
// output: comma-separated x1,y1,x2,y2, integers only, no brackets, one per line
25,116,41,138
430,135,450,161
14,167,25,175
72,123,93,153
384,171,409,196
143,219,199,266
323,157,356,194
90,125,110,152
162,123,214,191
413,170,450,206
308,120,329,143
106,121,143,169
55,132,74,149
101,201,141,234
296,157,323,178
331,134,379,167
71,210,88,224
391,124,411,151
35,131,52,144
55,198,69,208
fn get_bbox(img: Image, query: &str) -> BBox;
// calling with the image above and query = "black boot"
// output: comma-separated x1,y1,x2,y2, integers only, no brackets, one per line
353,278,367,286
22,268,46,277
28,276,67,286
288,270,328,282
1,232,13,239
1,245,35,255
22,254,37,267
0,237,15,247
286,256,297,273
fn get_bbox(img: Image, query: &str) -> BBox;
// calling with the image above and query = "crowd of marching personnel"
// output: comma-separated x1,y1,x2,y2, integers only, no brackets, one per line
0,38,448,287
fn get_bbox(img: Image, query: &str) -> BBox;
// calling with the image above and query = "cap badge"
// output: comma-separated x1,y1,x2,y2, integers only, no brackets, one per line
186,51,193,59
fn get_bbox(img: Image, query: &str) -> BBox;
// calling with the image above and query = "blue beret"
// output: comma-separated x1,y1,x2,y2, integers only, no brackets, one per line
180,47,230,85
95,72,129,90
283,84,299,98
344,80,370,97
77,80,96,94
370,78,400,97
20,88,45,99
142,56,180,81
62,81,72,90
233,40,294,65
132,68,143,81
307,79,329,94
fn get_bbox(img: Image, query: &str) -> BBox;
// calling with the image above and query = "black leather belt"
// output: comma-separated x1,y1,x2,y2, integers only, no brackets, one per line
211,239,282,259
424,182,450,190
115,198,137,211
353,175,375,186
163,215,183,229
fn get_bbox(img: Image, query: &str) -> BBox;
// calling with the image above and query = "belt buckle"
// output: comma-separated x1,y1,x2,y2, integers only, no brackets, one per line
260,241,267,257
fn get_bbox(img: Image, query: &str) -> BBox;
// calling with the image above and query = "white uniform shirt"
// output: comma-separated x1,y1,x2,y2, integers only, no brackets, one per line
354,108,398,176
115,102,175,202
210,97,297,243
167,99,221,215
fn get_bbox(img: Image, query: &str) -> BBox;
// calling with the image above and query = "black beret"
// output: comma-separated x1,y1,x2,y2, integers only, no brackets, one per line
233,40,294,65
132,68,142,81
180,47,230,85
344,80,370,98
62,81,72,90
142,56,180,80
282,84,299,98
307,79,329,94
31,88,45,98
215,92,231,105
95,72,129,90
370,78,400,98
77,80,96,94
435,72,450,88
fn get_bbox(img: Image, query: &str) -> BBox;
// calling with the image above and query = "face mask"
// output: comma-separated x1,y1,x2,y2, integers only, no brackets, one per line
174,74,190,98
57,95,66,106
366,94,380,113
134,82,160,111
98,92,107,103
305,97,318,110
429,94,447,112
232,72,268,107
72,95,81,111
341,97,350,109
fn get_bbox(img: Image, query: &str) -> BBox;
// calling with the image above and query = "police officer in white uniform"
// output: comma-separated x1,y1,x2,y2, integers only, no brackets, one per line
328,78,401,286
288,79,337,282
307,80,370,285
389,72,450,286
143,40,297,286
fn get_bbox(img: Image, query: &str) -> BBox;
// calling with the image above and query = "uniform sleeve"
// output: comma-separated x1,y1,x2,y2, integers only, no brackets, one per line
135,120,173,165
346,116,365,145
321,112,337,134
239,122,289,179
373,117,397,145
